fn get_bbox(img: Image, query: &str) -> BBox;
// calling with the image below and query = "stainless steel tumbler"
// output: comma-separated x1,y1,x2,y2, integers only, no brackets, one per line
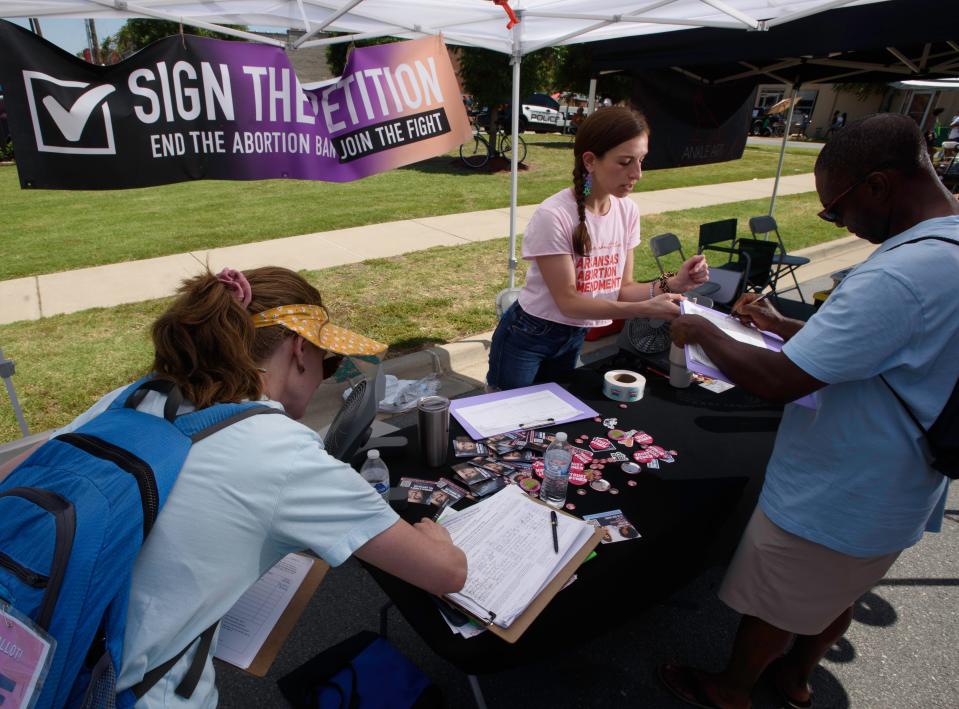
417,395,450,467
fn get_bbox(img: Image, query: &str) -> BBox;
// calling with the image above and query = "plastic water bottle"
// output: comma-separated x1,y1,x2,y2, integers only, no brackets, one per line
540,432,572,508
360,450,390,500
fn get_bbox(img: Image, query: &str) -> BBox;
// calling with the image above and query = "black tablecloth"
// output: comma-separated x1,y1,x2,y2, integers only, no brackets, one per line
368,362,783,675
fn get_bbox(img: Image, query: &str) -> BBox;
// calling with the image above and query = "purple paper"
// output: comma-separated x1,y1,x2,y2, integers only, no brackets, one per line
450,382,599,440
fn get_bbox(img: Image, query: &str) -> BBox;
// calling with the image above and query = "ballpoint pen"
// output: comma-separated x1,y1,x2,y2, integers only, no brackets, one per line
550,510,559,553
518,417,556,430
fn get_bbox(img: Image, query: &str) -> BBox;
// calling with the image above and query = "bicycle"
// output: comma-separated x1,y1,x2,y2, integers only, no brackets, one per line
460,126,527,168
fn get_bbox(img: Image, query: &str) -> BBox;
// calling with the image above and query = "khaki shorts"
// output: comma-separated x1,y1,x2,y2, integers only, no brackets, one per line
719,507,900,635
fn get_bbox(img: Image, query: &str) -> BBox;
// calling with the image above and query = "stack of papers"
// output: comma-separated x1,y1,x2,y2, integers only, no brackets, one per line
681,299,772,373
442,485,595,630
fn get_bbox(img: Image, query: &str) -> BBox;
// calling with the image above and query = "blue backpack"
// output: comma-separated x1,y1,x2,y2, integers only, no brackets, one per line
0,377,281,708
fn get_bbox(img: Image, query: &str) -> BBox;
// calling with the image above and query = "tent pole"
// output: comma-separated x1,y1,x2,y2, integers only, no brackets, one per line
507,32,522,290
769,83,800,216
0,348,29,437
587,78,598,114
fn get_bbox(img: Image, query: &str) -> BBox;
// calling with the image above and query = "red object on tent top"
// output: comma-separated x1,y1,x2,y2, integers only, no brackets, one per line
493,0,519,29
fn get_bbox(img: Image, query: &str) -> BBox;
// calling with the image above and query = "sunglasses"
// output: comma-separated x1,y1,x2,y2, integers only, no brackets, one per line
817,164,894,223
322,353,345,379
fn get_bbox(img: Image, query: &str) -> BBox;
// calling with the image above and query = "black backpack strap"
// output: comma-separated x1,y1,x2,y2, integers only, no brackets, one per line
881,234,958,436
880,374,927,435
886,235,959,251
131,622,218,700
123,378,183,423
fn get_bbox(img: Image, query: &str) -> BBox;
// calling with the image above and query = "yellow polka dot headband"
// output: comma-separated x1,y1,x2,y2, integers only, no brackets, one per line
250,304,387,358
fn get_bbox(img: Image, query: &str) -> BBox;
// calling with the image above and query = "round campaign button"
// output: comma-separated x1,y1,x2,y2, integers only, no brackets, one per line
577,488,587,496
608,429,626,440
518,476,541,494
590,479,611,492
533,459,545,478
619,403,628,409
565,503,576,511
609,487,620,495
633,450,655,464
621,462,641,475
646,445,667,459
627,480,638,487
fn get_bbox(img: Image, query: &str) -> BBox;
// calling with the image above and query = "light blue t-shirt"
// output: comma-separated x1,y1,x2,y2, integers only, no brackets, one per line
760,216,959,557
54,386,399,708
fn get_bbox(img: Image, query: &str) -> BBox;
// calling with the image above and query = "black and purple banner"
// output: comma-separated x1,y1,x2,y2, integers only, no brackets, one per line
630,70,756,170
0,20,472,190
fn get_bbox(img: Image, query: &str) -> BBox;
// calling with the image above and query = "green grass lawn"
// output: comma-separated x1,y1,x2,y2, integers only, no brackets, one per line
0,190,852,443
0,140,818,280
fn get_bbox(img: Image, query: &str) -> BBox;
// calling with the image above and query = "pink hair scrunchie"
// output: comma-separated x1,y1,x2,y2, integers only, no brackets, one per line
216,268,252,308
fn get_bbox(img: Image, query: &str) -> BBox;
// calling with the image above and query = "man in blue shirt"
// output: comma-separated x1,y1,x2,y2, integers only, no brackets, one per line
660,113,959,709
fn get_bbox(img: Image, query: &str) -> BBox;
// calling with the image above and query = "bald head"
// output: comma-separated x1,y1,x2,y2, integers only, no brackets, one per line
815,113,931,182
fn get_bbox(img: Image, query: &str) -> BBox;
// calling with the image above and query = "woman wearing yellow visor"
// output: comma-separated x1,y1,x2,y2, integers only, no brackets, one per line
3,266,466,707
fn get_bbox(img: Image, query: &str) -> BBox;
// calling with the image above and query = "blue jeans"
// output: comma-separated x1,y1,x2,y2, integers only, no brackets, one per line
487,302,588,390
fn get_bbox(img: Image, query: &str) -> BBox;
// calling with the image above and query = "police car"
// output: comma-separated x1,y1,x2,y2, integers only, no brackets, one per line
517,93,564,133
476,93,565,133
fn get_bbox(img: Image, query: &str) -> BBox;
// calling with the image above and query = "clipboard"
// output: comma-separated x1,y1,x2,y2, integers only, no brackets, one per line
449,382,599,440
443,501,604,644
679,300,817,410
239,554,330,677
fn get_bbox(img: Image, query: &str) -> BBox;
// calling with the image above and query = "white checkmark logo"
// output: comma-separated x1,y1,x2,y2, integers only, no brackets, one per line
41,84,116,142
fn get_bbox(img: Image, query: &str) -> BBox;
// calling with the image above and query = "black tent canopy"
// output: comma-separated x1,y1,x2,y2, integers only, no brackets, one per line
590,0,957,85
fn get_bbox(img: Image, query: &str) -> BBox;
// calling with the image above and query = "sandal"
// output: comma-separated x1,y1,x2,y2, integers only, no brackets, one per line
658,663,724,709
763,658,813,709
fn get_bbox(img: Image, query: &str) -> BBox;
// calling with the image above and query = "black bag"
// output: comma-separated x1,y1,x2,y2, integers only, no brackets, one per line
882,236,959,478
277,631,442,709
882,373,959,479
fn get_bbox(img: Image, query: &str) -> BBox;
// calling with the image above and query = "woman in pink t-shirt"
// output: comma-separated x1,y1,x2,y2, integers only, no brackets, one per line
487,107,709,390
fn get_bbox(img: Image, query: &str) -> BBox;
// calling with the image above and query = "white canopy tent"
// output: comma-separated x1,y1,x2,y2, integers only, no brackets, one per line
1,0,897,292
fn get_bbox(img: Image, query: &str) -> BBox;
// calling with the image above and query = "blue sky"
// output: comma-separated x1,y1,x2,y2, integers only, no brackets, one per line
9,17,126,55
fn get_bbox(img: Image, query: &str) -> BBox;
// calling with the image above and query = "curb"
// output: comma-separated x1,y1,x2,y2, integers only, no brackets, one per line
791,235,862,260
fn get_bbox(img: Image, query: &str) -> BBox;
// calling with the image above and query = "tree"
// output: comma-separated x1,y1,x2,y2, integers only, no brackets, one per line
553,44,632,105
326,36,399,76
457,46,554,147
100,19,248,62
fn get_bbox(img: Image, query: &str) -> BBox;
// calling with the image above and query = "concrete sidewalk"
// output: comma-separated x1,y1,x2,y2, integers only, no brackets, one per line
0,173,816,325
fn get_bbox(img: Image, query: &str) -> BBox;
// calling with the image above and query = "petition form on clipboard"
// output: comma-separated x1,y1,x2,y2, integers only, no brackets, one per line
680,300,817,409
450,383,598,439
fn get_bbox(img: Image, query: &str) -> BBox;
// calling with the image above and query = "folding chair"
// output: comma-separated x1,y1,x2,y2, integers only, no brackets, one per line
696,220,746,306
748,215,810,302
648,233,720,299
697,219,739,265
735,238,779,295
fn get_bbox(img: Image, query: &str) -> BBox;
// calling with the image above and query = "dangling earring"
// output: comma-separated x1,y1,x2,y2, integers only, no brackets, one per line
583,172,592,198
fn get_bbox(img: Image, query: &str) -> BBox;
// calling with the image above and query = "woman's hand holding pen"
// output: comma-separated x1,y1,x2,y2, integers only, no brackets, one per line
672,254,710,292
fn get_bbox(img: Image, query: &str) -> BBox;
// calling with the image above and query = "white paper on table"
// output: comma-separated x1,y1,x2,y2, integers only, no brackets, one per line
452,390,583,439
442,485,594,629
682,300,769,370
213,553,314,669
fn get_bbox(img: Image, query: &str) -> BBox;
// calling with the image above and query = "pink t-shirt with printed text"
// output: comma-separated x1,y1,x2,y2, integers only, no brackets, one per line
518,188,640,328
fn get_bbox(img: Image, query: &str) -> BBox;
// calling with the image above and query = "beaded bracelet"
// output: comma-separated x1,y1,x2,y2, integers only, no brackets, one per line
658,271,677,294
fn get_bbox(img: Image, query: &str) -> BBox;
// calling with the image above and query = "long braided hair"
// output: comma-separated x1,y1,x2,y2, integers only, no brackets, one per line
572,107,649,257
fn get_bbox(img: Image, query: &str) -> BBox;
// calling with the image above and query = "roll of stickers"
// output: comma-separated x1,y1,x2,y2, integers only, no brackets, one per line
602,370,646,402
